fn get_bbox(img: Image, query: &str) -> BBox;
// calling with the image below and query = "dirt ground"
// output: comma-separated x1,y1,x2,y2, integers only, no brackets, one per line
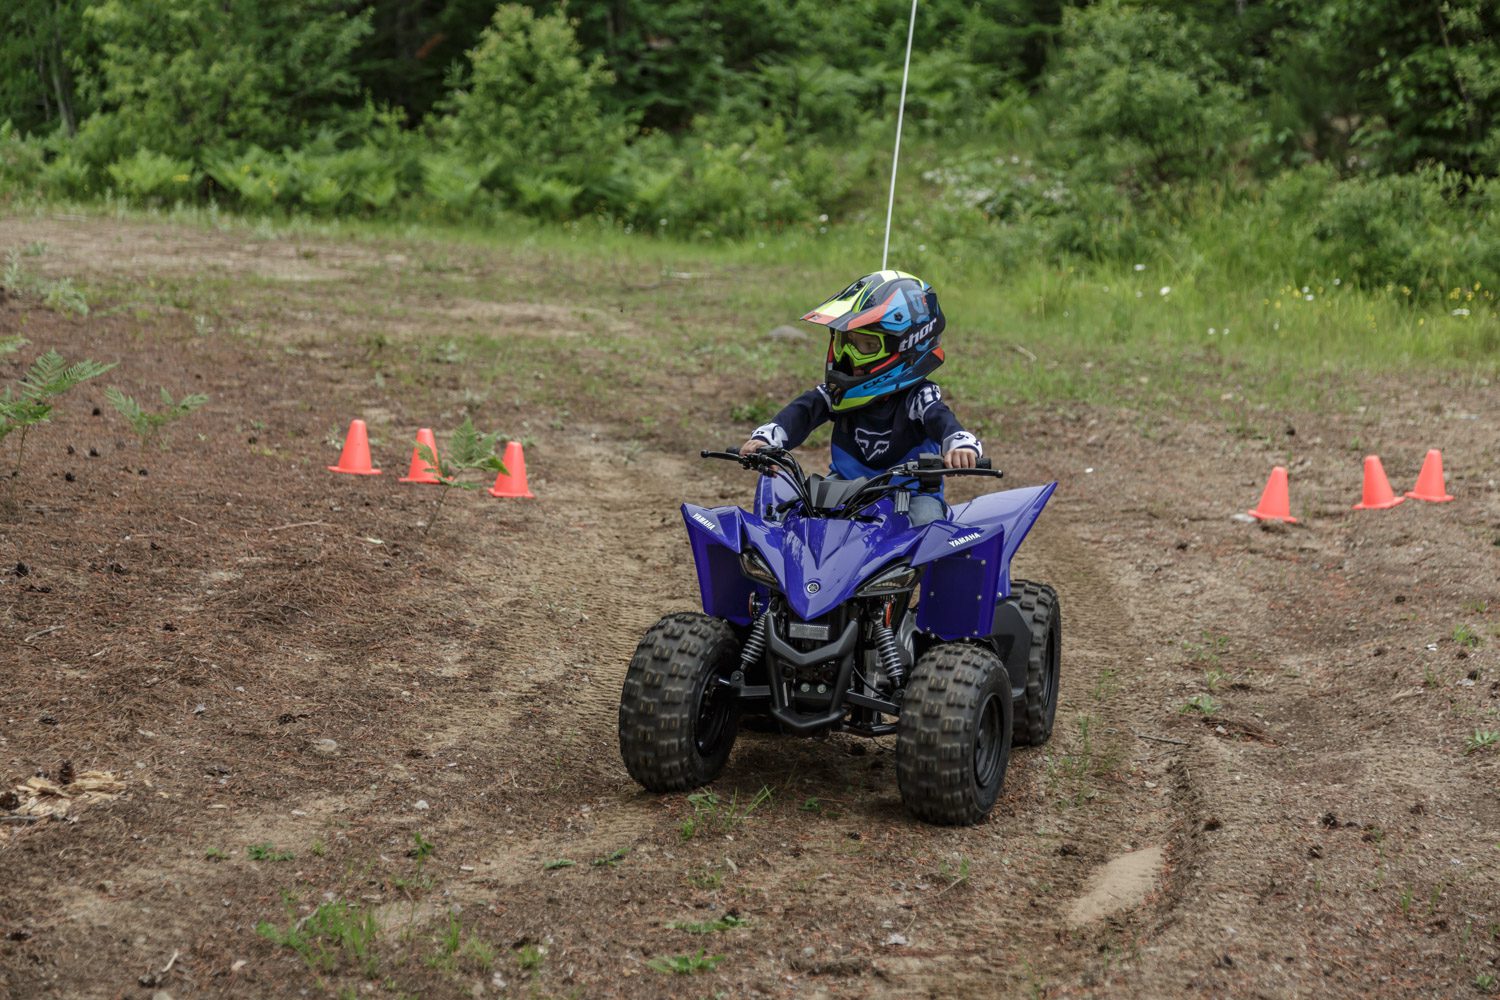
1,214,1497,1000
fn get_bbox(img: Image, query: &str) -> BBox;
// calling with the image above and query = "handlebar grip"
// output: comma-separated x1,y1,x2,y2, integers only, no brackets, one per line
977,457,992,470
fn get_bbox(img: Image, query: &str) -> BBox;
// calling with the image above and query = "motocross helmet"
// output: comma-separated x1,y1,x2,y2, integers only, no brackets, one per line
801,270,944,412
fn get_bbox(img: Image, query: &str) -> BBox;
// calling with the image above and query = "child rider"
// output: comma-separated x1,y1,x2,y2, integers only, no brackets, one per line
739,270,982,526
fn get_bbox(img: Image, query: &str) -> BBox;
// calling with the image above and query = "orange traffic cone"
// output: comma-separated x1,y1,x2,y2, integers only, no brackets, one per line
488,440,534,498
328,419,381,475
1352,455,1404,510
399,428,445,484
1405,449,1454,503
1247,466,1298,523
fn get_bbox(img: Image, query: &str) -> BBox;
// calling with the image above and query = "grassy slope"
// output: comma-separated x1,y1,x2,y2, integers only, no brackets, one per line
8,198,1496,437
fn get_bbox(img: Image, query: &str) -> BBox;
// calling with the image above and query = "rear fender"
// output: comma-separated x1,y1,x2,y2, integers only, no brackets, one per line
682,504,756,625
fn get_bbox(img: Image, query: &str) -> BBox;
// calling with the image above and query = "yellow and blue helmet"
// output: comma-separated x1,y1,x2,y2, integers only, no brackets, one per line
801,270,945,412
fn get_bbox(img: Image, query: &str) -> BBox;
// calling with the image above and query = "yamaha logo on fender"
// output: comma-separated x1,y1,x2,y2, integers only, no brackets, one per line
691,512,718,533
948,531,981,547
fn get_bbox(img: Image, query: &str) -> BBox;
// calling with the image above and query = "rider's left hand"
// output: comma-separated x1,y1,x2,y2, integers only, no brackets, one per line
944,448,978,469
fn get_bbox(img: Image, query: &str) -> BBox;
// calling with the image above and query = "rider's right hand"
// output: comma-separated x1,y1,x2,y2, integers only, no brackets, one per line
739,439,766,456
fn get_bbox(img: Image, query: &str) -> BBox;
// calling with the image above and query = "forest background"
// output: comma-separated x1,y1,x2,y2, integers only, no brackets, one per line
2,0,1497,369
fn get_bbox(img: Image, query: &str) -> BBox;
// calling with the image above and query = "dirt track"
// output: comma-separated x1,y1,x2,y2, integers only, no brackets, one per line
2,215,1498,999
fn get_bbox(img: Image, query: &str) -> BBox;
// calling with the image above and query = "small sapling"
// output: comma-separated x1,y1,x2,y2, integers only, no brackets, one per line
104,386,209,448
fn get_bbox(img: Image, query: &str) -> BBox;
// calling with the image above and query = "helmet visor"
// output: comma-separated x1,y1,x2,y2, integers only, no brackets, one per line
830,329,889,367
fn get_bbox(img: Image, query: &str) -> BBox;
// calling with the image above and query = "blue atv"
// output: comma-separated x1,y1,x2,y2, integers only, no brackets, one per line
618,447,1060,825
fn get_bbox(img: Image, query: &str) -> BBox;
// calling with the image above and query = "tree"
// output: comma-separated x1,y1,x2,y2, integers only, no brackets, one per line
80,0,372,163
0,0,91,136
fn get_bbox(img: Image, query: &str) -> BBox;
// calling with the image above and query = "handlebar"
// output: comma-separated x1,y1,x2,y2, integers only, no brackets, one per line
700,447,1002,519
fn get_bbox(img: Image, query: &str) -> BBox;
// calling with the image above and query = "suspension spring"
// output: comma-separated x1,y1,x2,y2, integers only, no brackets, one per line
873,621,905,687
740,609,769,672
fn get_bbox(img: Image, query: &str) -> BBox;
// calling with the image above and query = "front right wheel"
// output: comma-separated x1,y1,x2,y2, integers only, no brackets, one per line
896,643,1013,825
618,612,742,792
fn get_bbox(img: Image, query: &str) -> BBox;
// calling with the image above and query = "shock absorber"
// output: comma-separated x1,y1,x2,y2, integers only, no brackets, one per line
740,606,770,672
872,619,905,687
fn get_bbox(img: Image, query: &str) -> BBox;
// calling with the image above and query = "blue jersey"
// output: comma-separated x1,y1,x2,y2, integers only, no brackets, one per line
749,381,981,480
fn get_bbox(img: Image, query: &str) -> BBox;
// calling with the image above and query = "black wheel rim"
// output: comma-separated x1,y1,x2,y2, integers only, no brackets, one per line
694,671,733,757
974,692,1004,788
1039,624,1059,707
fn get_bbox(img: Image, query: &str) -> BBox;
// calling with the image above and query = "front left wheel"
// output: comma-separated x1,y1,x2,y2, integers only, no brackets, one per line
895,643,1013,825
619,612,742,792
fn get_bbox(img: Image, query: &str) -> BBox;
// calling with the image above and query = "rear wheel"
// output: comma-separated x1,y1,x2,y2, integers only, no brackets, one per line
896,643,1012,825
619,612,742,792
1010,580,1061,747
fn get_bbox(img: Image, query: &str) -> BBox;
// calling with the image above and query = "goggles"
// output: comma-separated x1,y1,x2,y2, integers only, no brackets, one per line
830,329,891,367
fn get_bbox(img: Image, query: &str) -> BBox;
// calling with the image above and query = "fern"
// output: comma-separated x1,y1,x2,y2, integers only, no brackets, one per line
105,386,209,446
0,336,27,356
1,349,116,511
417,417,509,533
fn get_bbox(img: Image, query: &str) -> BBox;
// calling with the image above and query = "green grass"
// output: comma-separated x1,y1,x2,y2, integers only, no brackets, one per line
1465,729,1499,755
246,843,294,862
680,786,774,840
667,915,748,934
647,950,725,975
256,900,379,977
1181,694,1222,717
8,199,1496,422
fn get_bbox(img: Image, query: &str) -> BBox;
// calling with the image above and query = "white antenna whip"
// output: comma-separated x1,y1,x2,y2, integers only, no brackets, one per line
881,0,919,272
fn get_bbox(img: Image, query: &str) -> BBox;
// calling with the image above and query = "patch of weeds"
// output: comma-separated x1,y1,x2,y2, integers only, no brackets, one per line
1424,663,1444,688
1398,886,1415,917
1461,599,1490,614
408,831,436,864
247,843,294,862
647,950,725,975
668,914,748,934
681,785,773,840
1183,632,1230,666
516,943,545,971
592,847,630,868
204,847,229,861
1,251,90,316
729,399,776,424
1091,665,1119,702
1476,971,1497,993
799,797,823,814
1466,730,1499,755
1181,694,1221,717
425,911,495,973
939,856,973,888
1203,668,1228,693
1453,624,1483,649
542,858,576,871
688,865,724,890
256,900,379,977
311,839,326,858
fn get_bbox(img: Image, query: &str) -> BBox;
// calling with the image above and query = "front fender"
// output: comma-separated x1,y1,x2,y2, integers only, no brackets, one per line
914,483,1057,639
682,503,756,625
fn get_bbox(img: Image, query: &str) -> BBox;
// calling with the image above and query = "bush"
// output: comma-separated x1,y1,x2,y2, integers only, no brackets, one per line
437,4,626,202
83,0,371,164
0,121,45,196
1304,167,1500,291
106,149,196,202
1045,0,1247,188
